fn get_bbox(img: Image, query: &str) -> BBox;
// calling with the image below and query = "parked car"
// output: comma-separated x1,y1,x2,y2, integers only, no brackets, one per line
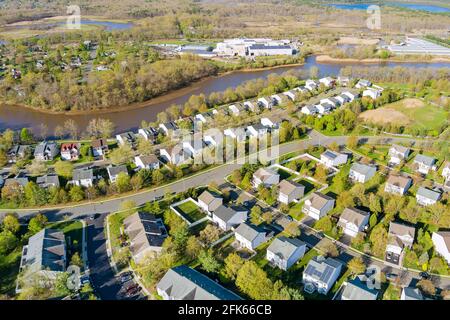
120,273,133,283
386,273,398,281
419,272,430,280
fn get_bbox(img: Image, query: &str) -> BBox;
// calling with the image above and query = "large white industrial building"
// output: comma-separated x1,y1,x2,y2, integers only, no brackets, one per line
214,38,296,57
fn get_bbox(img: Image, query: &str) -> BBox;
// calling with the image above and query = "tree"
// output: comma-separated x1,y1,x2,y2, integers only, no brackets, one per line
70,252,83,268
116,172,131,193
368,194,382,215
130,174,144,191
199,224,221,245
223,253,244,281
314,165,328,183
319,240,339,257
236,261,273,300
152,169,164,185
54,160,74,179
185,236,202,260
284,221,300,237
69,185,85,202
250,206,263,225
0,149,7,167
26,159,47,176
348,257,366,275
28,213,48,235
20,128,33,143
262,212,273,224
347,135,359,149
198,249,221,273
315,216,333,233
0,231,18,254
2,214,20,234
416,279,435,296
109,144,133,165
137,137,153,156
369,224,388,258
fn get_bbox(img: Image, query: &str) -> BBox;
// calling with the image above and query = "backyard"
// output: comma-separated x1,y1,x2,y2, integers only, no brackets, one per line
172,200,207,224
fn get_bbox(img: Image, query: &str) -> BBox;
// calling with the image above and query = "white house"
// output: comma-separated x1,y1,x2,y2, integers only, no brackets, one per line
384,174,412,196
138,127,159,143
278,180,305,204
355,79,372,89
320,98,338,108
388,144,410,165
71,168,95,188
246,123,268,138
337,207,370,238
244,101,259,113
91,138,109,158
319,77,335,87
283,90,297,101
116,132,137,147
182,133,206,157
341,91,357,102
228,103,246,116
413,154,437,175
320,150,348,167
305,79,318,91
134,154,160,170
257,97,271,109
442,162,450,181
160,144,188,165
197,190,223,214
301,105,318,115
260,117,280,129
195,112,213,124
107,165,128,183
316,103,333,115
385,222,415,265
363,88,382,100
224,128,247,142
432,231,450,264
302,192,335,220
159,122,179,136
339,275,379,300
349,163,377,183
212,205,248,231
253,167,280,188
266,237,306,270
416,187,441,206
302,256,342,295
335,94,351,105
337,76,350,87
234,223,266,251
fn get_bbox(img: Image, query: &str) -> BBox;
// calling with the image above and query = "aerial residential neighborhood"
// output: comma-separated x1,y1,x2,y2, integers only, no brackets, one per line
0,0,448,310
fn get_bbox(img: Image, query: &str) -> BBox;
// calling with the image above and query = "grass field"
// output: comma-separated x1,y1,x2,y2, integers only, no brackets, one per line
359,98,448,132
174,200,206,223
0,248,22,295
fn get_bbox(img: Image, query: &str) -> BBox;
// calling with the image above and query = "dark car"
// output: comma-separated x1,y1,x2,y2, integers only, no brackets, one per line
120,274,133,283
419,272,430,280
386,273,398,281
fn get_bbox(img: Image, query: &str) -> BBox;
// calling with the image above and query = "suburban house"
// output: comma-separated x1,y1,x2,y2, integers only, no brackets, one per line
442,162,450,181
305,79,318,91
71,168,95,188
7,145,31,163
316,103,333,115
257,97,271,109
338,275,379,300
160,144,189,165
335,94,351,105
234,223,266,251
349,163,377,183
320,98,338,108
319,76,335,87
266,236,306,270
384,174,412,195
107,165,128,183
138,127,159,143
183,133,206,157
116,131,137,147
123,212,168,263
386,222,415,265
283,90,297,101
413,154,437,175
19,228,66,288
302,192,335,221
252,167,280,188
157,265,242,300
34,141,59,161
228,103,246,116
4,177,29,189
212,205,248,231
295,86,309,94
197,190,223,215
224,128,247,142
432,231,450,264
388,144,410,165
260,117,280,129
91,138,109,158
36,175,60,189
320,150,348,167
301,105,318,115
203,133,222,147
195,112,213,124
270,94,282,106
134,154,160,170
244,101,259,113
60,142,80,161
278,180,305,204
341,91,358,102
362,88,382,100
355,79,372,89
302,256,342,295
401,287,423,300
159,122,179,136
337,207,370,238
416,187,441,206
337,76,350,86
246,123,268,138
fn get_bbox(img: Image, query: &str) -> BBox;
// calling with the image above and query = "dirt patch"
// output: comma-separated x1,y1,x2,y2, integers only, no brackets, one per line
338,37,380,45
359,108,411,125
401,98,425,109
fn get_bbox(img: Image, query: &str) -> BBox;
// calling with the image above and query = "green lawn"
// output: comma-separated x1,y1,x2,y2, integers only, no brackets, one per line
0,248,22,295
48,220,84,268
174,200,206,223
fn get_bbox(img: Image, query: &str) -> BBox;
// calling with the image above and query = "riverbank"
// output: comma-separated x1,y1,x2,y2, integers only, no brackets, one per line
315,54,450,64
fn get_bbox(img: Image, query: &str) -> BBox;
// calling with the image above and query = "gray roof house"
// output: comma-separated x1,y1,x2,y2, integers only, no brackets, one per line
338,275,379,300
266,236,306,270
116,131,137,147
19,228,66,289
107,165,128,183
413,154,436,175
386,222,415,265
36,175,60,189
234,223,267,251
401,287,423,300
337,207,370,238
197,190,223,214
212,205,248,231
388,144,410,165
278,180,305,204
157,265,242,300
302,256,342,295
4,177,29,188
34,141,59,161
72,168,95,188
302,192,335,221
416,187,442,206
349,163,377,183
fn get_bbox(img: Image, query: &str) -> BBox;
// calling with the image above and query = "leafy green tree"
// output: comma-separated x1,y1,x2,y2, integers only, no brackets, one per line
54,160,74,179
2,214,20,234
24,182,47,206
224,253,245,281
348,257,366,275
70,252,83,268
20,128,33,142
236,261,273,300
116,172,131,193
69,185,85,202
152,169,164,185
198,224,221,246
28,213,48,235
185,236,202,260
250,206,262,225
0,231,18,254
109,144,133,165
198,249,221,273
285,221,300,237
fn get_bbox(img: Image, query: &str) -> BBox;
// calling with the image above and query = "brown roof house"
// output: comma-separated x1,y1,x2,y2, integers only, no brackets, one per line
278,180,305,204
197,190,223,215
384,174,412,196
337,207,370,238
60,142,80,161
91,138,109,158
123,212,168,263
385,222,415,265
302,192,335,221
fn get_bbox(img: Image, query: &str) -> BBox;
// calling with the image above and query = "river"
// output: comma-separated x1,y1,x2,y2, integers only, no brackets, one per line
0,55,449,135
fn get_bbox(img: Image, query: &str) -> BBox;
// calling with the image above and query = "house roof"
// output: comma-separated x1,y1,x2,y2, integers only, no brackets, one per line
253,167,279,182
389,222,415,240
107,165,128,177
214,205,246,223
321,150,340,160
235,223,265,242
389,144,410,156
278,180,305,197
304,256,342,283
5,177,29,187
198,190,222,211
23,228,66,274
338,207,370,228
414,154,436,167
416,187,441,201
386,174,412,189
60,142,80,152
157,265,242,300
341,275,378,300
36,175,60,187
267,236,305,260
402,287,423,300
306,192,334,210
433,231,450,253
350,163,376,176
72,168,94,181
135,154,159,166
91,138,108,149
